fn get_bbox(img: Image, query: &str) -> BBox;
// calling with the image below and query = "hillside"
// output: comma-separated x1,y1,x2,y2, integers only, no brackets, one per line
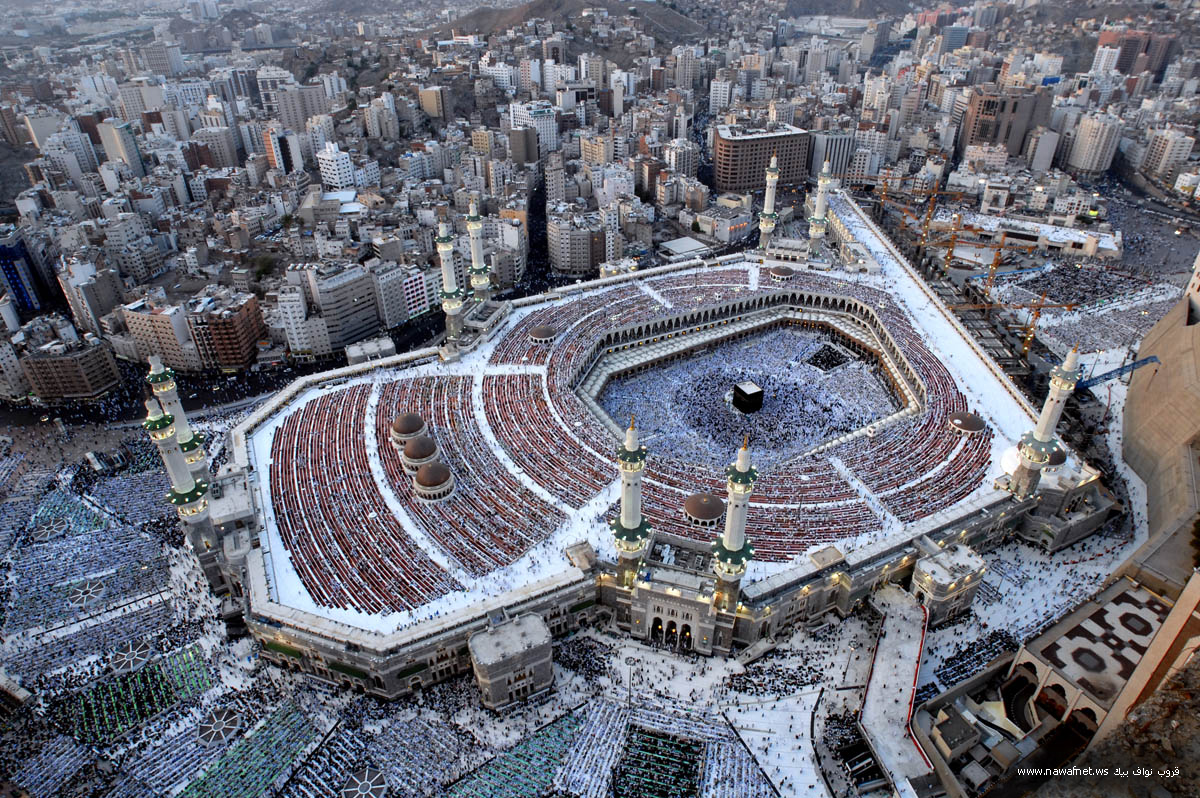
428,0,707,42
0,143,34,207
786,0,915,19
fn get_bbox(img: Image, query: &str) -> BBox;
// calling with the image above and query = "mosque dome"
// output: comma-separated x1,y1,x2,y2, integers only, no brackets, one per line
391,413,425,437
948,411,986,434
403,435,438,460
684,492,725,523
414,462,452,489
529,325,558,343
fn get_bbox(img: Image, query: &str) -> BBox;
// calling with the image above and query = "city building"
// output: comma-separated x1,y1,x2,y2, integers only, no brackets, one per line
467,614,554,710
510,100,559,157
712,123,809,192
1066,113,1122,175
185,286,265,370
547,210,607,275
97,118,146,177
16,315,120,401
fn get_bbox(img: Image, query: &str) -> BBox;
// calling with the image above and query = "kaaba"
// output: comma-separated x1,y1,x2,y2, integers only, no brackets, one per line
732,381,763,413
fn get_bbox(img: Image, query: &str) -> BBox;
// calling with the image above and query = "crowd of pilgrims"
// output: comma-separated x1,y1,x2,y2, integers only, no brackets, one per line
600,328,899,471
992,259,1180,354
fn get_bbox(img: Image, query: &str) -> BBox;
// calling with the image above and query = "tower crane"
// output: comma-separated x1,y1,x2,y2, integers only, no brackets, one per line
911,189,966,261
948,292,1076,354
1076,356,1160,391
924,229,1036,280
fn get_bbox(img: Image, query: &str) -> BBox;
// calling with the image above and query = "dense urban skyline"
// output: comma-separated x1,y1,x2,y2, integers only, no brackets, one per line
0,0,1198,796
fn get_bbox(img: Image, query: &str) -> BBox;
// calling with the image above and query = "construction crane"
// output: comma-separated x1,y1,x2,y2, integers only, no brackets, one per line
872,172,936,207
875,195,926,227
1076,356,1160,391
978,235,1038,290
948,292,1076,354
948,297,1076,312
925,230,1036,281
965,264,1048,282
911,189,966,261
875,192,971,266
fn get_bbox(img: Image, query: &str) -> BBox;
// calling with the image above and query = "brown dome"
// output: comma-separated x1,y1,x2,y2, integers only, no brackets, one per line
414,462,452,488
391,413,424,435
948,412,986,433
684,492,725,522
529,324,557,341
1047,446,1067,467
769,265,795,278
403,435,437,460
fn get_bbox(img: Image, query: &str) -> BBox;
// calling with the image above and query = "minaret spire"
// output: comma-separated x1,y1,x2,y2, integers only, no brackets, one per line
466,198,492,302
143,395,219,560
809,159,832,243
437,219,468,350
147,355,208,482
758,154,780,250
1005,346,1080,498
610,415,651,586
713,439,756,610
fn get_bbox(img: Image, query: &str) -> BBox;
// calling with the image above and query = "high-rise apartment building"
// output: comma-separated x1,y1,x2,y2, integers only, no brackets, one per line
709,80,733,111
185,286,265,370
712,124,810,192
316,142,355,190
276,85,330,134
547,211,607,275
510,101,558,157
256,65,297,116
263,127,305,173
1097,29,1175,77
1067,113,1122,175
0,227,43,317
956,85,1051,157
1140,128,1194,177
141,42,185,76
419,86,450,121
97,118,146,177
190,127,239,168
808,131,854,179
664,138,700,177
58,257,124,336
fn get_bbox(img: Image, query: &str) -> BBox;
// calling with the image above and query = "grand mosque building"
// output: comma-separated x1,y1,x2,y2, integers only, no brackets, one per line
141,173,1118,702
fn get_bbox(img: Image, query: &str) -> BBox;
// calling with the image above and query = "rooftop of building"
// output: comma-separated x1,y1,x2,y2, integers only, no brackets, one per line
715,122,806,140
1024,577,1173,708
186,285,256,316
467,613,550,666
916,542,985,585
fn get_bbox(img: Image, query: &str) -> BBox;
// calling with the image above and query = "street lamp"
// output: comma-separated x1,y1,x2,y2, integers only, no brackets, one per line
625,655,637,706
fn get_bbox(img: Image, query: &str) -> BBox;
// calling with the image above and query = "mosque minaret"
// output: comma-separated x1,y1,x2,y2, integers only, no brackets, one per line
610,416,651,586
712,438,756,611
146,354,208,483
809,159,832,242
1006,346,1080,498
437,219,468,347
758,155,780,250
466,199,493,303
